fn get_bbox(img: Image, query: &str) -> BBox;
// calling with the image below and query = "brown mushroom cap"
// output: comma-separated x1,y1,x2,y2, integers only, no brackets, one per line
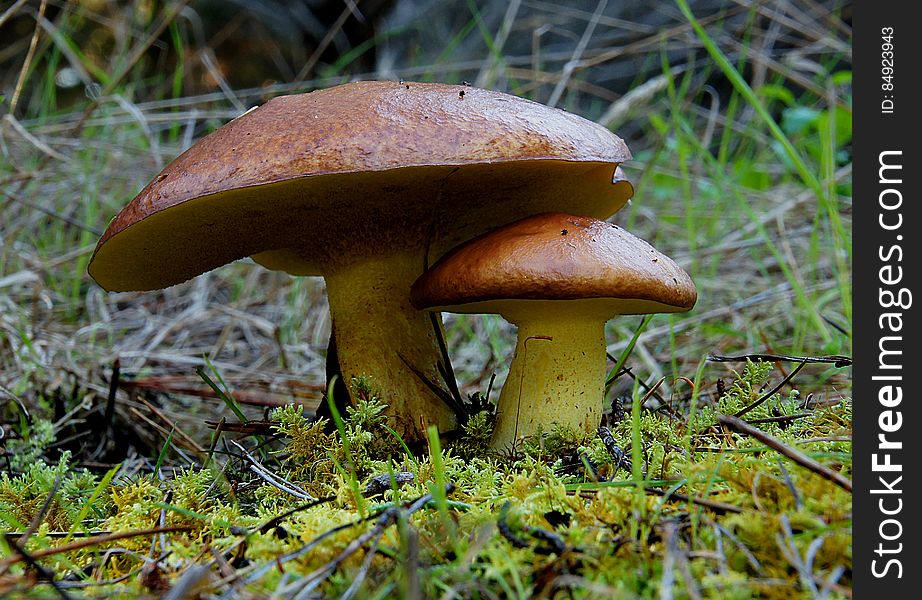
411,212,697,317
88,81,633,291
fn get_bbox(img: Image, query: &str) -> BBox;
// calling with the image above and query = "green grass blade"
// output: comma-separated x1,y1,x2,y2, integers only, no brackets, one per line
674,0,825,203
605,315,653,389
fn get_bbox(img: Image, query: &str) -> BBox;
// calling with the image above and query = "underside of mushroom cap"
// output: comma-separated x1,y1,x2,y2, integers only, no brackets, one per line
88,81,633,292
410,212,697,314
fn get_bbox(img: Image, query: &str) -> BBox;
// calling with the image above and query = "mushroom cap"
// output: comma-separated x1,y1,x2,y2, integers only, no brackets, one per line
88,81,633,292
410,212,697,317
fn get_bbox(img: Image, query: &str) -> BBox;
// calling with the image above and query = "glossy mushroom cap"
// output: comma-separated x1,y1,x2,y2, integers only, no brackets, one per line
88,81,633,291
411,212,697,318
412,212,696,448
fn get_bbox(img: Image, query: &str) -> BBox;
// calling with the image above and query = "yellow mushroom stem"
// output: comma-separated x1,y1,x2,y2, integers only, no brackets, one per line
324,252,458,439
491,301,614,451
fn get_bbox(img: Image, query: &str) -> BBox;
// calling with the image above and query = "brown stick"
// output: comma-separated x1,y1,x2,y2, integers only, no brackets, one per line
0,526,192,572
717,415,852,492
733,359,806,418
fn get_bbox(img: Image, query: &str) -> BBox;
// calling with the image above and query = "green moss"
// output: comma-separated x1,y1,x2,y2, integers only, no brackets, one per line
4,418,55,473
0,363,851,598
0,453,109,536
451,409,495,460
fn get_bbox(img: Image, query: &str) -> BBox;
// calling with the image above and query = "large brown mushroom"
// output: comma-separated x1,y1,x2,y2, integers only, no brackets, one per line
88,81,633,441
411,212,696,450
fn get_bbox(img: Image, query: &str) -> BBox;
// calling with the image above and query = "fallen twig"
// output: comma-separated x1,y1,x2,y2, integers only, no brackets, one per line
0,526,193,572
717,415,852,492
597,426,631,476
734,359,807,418
644,486,744,515
230,440,316,501
224,484,455,597
276,484,455,598
709,353,851,368
745,412,812,425
497,502,569,555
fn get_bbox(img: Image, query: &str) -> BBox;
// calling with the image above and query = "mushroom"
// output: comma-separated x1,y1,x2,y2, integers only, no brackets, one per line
410,212,696,450
87,81,634,442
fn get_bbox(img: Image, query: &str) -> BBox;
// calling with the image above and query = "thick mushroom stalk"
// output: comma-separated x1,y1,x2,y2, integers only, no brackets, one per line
410,213,697,450
491,302,610,449
322,252,454,434
86,82,636,442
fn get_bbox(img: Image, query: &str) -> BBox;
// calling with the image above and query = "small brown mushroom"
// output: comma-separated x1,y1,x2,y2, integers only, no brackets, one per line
410,212,696,449
88,81,634,441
